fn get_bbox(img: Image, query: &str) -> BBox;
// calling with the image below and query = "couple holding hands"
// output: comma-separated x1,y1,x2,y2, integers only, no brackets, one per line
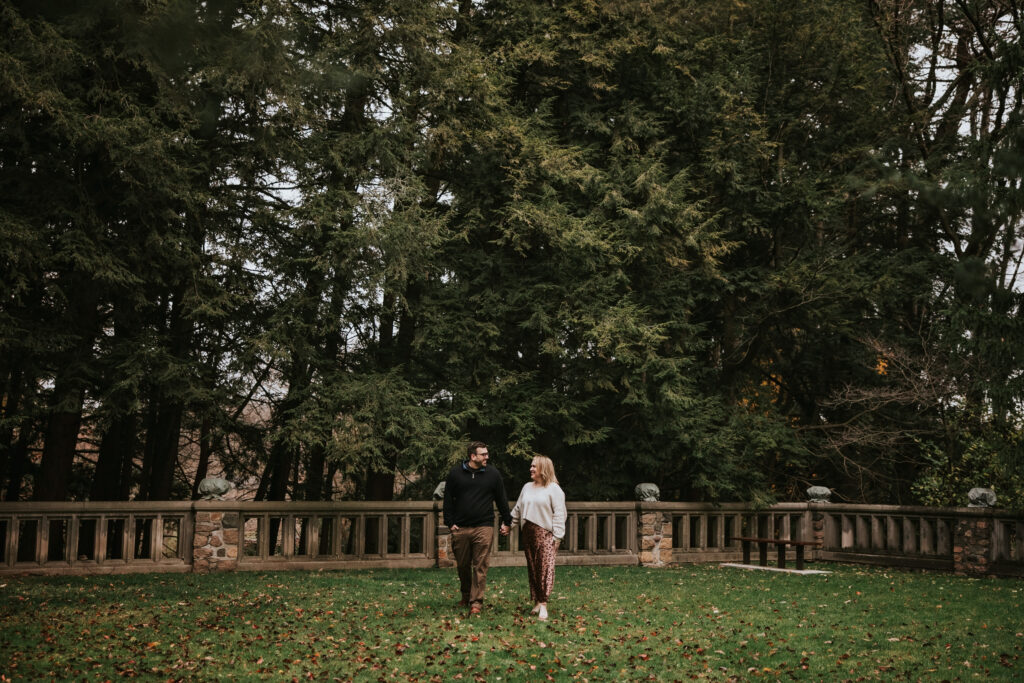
442,442,567,621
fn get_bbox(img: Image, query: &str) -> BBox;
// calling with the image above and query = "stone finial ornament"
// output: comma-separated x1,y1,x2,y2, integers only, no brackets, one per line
967,487,996,508
806,485,832,503
433,481,446,500
197,477,235,500
634,483,660,502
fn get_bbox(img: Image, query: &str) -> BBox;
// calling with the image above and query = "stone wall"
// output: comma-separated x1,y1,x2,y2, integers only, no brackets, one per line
192,510,239,573
953,517,992,577
638,509,672,567
810,507,826,557
436,525,454,568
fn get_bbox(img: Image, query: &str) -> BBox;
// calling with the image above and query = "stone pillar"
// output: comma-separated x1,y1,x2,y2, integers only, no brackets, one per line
435,504,454,568
436,525,454,568
953,515,992,576
807,486,831,560
638,505,672,567
809,508,826,559
953,489,997,576
193,510,240,573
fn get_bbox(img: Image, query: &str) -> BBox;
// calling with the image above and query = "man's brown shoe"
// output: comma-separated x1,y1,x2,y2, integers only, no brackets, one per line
458,598,469,607
469,603,482,615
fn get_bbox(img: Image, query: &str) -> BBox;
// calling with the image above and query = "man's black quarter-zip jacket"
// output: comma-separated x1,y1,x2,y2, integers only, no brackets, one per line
442,461,513,528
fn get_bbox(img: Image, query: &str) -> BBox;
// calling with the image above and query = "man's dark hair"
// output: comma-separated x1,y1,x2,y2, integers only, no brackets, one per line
467,440,487,457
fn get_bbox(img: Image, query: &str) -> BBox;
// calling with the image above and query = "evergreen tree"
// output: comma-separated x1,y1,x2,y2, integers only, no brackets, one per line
1,0,1019,503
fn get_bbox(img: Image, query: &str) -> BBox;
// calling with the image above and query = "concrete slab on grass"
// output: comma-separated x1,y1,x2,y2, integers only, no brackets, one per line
720,562,831,575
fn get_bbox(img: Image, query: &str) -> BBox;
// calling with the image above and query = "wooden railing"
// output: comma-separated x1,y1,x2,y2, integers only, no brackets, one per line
490,502,638,566
1,500,1020,576
0,502,193,574
817,504,957,570
231,501,438,571
815,503,1023,576
991,514,1024,576
0,501,640,574
662,502,812,563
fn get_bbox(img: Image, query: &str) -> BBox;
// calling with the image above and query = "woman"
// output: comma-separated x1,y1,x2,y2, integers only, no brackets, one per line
510,455,567,621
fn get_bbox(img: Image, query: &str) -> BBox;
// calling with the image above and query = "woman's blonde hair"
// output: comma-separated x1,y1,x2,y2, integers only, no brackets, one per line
532,455,558,487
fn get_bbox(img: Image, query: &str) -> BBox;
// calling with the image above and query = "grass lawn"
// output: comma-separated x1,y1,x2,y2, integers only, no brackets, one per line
1,563,1021,681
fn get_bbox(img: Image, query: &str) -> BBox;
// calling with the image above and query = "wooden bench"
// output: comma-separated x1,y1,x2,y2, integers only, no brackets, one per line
729,536,823,571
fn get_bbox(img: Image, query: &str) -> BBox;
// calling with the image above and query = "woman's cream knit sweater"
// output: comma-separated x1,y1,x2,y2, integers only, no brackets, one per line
511,482,567,540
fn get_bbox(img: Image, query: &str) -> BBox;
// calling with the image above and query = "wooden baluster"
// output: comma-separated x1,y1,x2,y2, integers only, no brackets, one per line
67,515,80,565
936,519,951,556
902,517,917,555
95,516,106,563
826,513,841,549
306,516,319,558
1015,522,1024,563
886,517,900,552
258,514,270,560
152,515,164,562
337,518,350,557
37,516,48,565
852,515,865,550
871,516,884,551
4,516,15,568
920,518,935,555
125,516,136,563
284,515,296,557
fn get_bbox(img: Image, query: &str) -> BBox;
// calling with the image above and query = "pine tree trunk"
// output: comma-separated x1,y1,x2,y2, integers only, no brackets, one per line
4,430,33,501
304,443,326,502
323,461,339,500
34,275,98,501
266,440,294,501
33,382,86,501
366,466,396,501
254,459,273,501
143,287,191,501
0,368,25,492
90,413,137,500
137,402,158,500
145,403,183,500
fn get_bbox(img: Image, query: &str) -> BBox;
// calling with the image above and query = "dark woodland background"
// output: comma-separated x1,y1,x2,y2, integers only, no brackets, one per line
1,0,1022,506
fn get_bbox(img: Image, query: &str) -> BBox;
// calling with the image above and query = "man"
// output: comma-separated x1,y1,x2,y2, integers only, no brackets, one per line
442,441,512,615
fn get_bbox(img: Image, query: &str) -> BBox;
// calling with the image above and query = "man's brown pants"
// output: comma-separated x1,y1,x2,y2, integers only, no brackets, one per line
450,526,495,606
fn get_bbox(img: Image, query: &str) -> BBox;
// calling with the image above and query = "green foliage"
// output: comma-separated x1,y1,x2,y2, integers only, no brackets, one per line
1,0,1021,503
913,422,1024,512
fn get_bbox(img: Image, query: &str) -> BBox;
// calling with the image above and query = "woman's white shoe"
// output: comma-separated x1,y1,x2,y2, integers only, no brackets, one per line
537,605,548,621
530,603,541,614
